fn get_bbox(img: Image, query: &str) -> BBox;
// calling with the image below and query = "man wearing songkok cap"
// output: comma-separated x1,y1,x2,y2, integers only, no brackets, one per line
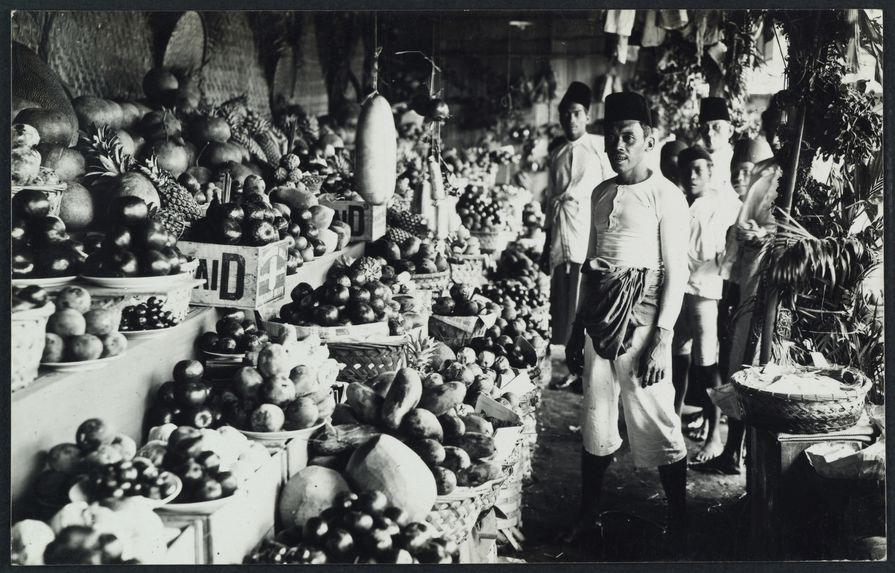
563,91,689,549
698,97,736,193
730,138,774,200
542,81,613,391
674,145,742,464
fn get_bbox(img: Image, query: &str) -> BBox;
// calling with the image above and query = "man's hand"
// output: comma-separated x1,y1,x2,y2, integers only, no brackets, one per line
638,327,673,387
539,229,552,275
566,325,586,376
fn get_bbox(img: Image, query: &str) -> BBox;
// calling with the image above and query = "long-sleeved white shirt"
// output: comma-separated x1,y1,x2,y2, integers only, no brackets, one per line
544,134,613,270
686,188,743,299
586,170,690,330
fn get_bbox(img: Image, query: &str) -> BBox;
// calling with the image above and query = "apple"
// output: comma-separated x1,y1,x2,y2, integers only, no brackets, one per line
262,375,297,407
173,360,204,383
233,366,264,401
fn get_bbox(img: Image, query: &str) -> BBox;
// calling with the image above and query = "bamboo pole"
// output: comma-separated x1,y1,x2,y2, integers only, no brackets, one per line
758,104,806,364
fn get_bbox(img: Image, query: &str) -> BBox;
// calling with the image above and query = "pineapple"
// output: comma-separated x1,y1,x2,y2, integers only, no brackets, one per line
150,205,187,238
352,257,383,283
386,227,415,245
134,154,203,223
387,207,430,239
231,127,268,164
80,125,133,180
405,336,441,375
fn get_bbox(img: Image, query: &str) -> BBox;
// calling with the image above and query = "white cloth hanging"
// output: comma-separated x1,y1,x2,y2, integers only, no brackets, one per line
641,10,667,48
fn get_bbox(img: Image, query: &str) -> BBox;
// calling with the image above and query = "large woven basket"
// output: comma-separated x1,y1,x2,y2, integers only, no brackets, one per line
448,254,488,287
732,366,871,434
327,326,424,385
11,302,55,391
410,270,450,293
470,230,513,254
12,185,65,218
426,476,506,545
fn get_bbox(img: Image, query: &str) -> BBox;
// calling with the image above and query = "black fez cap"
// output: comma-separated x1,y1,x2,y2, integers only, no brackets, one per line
559,81,592,111
699,97,731,123
678,146,713,166
660,140,688,162
604,92,651,125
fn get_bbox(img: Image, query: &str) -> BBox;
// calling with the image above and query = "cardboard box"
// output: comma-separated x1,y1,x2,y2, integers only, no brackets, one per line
321,200,386,242
178,239,289,310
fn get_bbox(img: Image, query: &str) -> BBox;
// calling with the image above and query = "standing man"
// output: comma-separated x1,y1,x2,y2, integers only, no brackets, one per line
730,138,774,201
564,92,690,549
541,81,613,391
676,146,742,463
698,97,736,193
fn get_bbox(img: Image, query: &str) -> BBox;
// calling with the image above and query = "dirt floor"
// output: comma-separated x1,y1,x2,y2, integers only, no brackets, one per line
503,347,750,563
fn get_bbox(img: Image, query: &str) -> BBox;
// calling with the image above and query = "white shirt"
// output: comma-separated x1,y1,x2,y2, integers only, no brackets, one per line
710,145,735,192
545,134,613,270
588,170,690,329
686,188,743,299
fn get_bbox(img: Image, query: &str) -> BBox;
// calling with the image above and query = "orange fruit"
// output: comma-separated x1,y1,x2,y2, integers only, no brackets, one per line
46,309,86,337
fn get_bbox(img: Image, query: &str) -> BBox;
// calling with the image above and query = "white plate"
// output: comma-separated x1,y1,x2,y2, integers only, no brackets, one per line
158,490,241,514
12,276,78,288
202,350,247,361
79,272,195,291
42,355,123,372
122,324,183,339
238,419,328,443
69,472,182,508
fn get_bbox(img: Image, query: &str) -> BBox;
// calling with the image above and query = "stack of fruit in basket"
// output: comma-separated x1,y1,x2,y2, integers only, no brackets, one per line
13,519,137,565
145,360,224,429
480,280,550,340
186,192,283,247
312,365,502,495
119,297,180,332
466,315,544,371
456,184,510,233
445,226,483,257
251,489,459,564
12,123,61,186
12,190,86,280
367,236,450,277
42,286,128,363
34,418,142,508
433,347,527,412
432,283,501,318
81,197,190,278
277,257,422,335
207,343,340,434
281,204,351,274
197,313,271,357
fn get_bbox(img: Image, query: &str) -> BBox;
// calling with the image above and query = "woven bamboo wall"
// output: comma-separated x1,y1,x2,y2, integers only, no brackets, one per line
200,12,271,115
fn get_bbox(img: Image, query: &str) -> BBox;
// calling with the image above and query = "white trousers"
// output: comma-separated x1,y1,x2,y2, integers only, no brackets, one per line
581,329,688,468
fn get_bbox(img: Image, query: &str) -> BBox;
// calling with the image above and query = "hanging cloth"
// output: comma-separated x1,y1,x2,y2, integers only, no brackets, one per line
641,10,667,48
605,10,637,64
658,10,688,31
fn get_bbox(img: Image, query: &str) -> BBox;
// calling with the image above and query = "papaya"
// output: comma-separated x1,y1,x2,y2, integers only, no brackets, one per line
438,413,466,445
381,368,423,430
308,423,380,457
455,432,495,460
419,382,467,417
331,403,359,425
355,93,397,206
346,382,384,424
344,434,436,522
457,460,501,487
369,371,397,398
400,409,444,442
432,467,457,495
278,466,351,530
407,438,446,467
441,446,472,474
459,414,493,437
467,376,495,398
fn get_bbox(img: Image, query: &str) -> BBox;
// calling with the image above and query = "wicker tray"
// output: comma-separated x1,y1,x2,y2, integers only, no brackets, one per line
410,270,450,293
326,325,425,385
427,475,506,545
732,365,872,434
11,302,56,391
448,254,489,287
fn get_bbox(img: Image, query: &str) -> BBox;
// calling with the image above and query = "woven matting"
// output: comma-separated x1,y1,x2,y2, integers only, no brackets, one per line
201,12,271,117
46,12,154,99
11,11,41,54
163,11,206,73
11,303,55,391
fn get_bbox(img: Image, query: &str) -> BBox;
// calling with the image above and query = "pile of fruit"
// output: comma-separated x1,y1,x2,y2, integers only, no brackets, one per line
119,297,180,332
82,197,190,278
144,360,222,429
12,123,60,186
280,204,350,275
385,207,430,243
80,457,177,504
35,418,138,508
252,490,458,564
433,347,528,411
445,226,482,257
432,283,501,317
12,284,50,313
456,184,509,233
40,524,135,565
42,286,128,363
187,193,284,247
213,343,339,433
367,236,449,276
521,201,546,238
277,258,420,335
12,190,86,279
197,312,271,356
479,282,549,342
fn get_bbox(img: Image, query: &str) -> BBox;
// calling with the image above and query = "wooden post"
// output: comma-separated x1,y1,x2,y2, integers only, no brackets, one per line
758,104,806,364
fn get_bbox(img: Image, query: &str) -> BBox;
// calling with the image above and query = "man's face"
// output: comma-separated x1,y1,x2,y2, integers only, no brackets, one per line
763,116,784,154
700,120,733,152
605,120,653,174
679,159,713,199
559,103,589,141
731,160,755,199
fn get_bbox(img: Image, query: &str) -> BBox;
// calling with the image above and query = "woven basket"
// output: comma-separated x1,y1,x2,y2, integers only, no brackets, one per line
428,313,496,350
201,12,271,116
427,476,506,545
12,185,65,218
448,254,488,287
326,326,424,385
732,366,871,434
410,270,450,293
470,230,513,254
11,302,55,391
496,451,526,530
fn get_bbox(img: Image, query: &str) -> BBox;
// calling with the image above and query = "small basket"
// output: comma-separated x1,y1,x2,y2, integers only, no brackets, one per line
427,476,506,544
470,230,513,254
326,326,425,385
732,365,872,434
410,270,450,293
11,302,56,391
12,184,66,217
428,313,497,350
448,254,489,287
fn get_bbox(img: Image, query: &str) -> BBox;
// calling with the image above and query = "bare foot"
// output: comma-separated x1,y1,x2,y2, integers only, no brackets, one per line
684,418,707,441
693,437,723,463
690,455,743,475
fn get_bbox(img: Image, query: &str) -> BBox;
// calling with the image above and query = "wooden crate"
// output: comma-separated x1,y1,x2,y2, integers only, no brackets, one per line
155,450,283,564
161,524,203,565
321,200,386,243
178,239,290,310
